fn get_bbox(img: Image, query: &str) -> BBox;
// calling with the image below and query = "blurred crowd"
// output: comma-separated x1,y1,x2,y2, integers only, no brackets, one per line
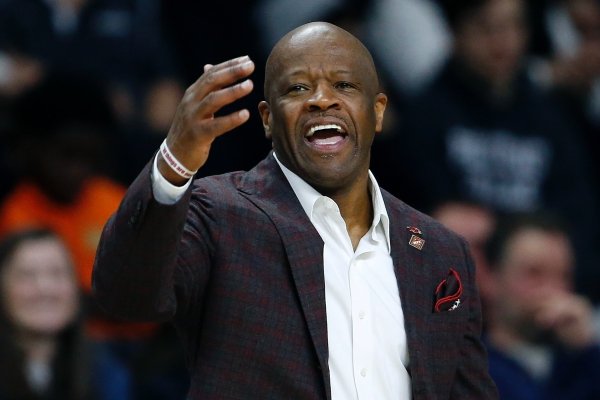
0,0,598,399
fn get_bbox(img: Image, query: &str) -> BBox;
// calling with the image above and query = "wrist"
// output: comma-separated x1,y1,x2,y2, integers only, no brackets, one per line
157,153,192,187
158,139,198,186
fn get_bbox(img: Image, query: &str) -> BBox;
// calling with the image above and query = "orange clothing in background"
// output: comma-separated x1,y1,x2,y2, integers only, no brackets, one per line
0,177,157,340
0,177,124,292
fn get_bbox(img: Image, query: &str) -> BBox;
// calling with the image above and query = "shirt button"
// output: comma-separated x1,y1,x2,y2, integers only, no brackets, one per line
360,368,367,377
358,311,366,319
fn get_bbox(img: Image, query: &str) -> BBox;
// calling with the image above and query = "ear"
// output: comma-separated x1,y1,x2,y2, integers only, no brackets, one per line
258,101,272,139
374,93,387,134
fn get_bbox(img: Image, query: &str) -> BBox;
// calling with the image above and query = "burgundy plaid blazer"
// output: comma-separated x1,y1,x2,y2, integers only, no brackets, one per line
93,154,498,399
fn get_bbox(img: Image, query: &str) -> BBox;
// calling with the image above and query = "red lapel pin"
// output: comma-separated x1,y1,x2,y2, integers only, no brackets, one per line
407,226,422,235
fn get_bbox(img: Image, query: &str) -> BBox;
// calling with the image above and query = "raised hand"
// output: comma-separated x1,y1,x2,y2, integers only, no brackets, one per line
534,291,595,349
158,56,255,185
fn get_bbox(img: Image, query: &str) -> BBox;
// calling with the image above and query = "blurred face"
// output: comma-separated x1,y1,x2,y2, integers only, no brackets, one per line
454,0,527,88
491,228,574,337
29,126,106,204
1,237,79,336
259,23,387,194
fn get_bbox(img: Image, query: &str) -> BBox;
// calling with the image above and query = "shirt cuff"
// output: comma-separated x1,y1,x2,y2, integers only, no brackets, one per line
151,153,192,205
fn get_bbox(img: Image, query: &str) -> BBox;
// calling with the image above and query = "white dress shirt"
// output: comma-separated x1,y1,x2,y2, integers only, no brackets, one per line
151,153,411,399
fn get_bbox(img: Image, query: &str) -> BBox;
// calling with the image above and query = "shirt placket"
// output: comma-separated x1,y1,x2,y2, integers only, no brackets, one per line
349,251,374,399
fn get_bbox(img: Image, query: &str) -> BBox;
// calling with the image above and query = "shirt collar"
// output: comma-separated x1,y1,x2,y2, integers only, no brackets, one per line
273,152,391,252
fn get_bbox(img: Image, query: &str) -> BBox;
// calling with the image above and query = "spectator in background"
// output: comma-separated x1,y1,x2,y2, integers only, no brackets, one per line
372,0,600,303
484,213,600,400
0,76,125,297
0,77,190,400
0,228,97,400
529,0,600,223
0,0,184,182
530,0,600,124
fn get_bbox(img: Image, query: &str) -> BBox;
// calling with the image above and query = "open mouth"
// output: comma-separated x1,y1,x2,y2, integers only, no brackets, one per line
305,124,347,146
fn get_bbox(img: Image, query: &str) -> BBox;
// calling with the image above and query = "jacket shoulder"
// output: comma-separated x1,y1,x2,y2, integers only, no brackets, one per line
381,188,466,246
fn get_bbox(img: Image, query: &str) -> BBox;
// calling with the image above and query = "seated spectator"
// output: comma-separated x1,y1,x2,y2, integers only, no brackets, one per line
373,0,600,302
484,213,600,400
0,77,189,400
529,0,600,244
0,228,98,399
0,76,125,297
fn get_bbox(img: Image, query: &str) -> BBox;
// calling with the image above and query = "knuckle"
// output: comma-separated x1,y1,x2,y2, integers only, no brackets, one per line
182,86,195,102
202,71,215,86
228,82,244,96
232,63,247,76
203,90,217,104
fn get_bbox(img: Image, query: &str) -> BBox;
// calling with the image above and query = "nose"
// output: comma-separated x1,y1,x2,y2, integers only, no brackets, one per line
305,83,340,112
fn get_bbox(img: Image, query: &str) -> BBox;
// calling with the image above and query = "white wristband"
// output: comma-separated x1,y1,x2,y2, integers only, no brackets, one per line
159,139,198,179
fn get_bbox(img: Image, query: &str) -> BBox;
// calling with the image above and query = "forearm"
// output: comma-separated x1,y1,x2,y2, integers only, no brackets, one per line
92,162,192,321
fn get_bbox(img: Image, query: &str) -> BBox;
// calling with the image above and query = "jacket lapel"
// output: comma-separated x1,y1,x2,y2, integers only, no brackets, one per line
238,155,331,398
385,194,432,399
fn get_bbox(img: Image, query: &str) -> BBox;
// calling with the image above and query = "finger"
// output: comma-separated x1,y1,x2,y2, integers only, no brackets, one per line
193,56,252,87
534,299,563,327
199,109,251,138
536,295,583,329
201,55,250,74
196,79,254,118
192,58,255,98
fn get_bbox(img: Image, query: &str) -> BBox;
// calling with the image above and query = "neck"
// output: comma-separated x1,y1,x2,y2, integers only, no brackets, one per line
16,331,58,365
489,79,515,102
326,173,373,251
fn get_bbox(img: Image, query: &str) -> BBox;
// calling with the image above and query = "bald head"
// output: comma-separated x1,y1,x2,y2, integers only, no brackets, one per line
264,22,379,101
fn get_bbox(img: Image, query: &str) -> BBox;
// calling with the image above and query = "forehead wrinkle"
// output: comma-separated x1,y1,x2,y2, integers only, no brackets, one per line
284,66,355,78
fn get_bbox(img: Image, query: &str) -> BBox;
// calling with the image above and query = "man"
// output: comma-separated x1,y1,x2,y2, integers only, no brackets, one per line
374,0,599,303
93,22,497,399
484,214,600,399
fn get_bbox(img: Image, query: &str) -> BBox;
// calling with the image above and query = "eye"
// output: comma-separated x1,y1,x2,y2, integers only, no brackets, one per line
286,84,309,94
335,81,357,91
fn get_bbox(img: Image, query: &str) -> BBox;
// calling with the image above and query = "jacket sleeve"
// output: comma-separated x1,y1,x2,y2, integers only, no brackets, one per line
92,161,199,322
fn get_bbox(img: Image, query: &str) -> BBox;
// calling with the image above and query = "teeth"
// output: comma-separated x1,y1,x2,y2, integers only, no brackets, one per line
313,136,343,145
307,124,343,137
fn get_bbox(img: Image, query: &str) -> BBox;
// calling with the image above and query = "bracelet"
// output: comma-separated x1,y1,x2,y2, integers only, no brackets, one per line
159,139,198,179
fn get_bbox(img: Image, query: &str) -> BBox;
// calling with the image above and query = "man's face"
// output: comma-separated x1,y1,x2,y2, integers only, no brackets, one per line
454,0,527,88
259,25,387,194
492,228,574,339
